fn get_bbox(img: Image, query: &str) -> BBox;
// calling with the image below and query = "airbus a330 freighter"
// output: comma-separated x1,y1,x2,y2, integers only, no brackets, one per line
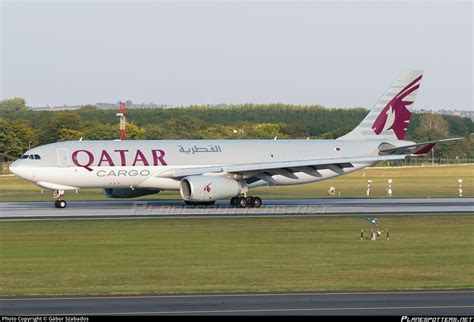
10,70,458,208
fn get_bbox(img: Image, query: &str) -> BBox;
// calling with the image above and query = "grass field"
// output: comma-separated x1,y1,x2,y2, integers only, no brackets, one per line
0,164,473,202
0,215,473,295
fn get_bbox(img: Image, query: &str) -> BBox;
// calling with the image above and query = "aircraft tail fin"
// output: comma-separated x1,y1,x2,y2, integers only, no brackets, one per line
338,70,423,141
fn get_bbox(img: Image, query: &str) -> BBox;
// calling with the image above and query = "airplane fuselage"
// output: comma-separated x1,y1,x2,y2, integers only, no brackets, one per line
10,139,409,192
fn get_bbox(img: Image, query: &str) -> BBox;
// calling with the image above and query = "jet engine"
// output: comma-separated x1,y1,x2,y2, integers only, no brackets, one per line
103,188,160,198
180,176,243,202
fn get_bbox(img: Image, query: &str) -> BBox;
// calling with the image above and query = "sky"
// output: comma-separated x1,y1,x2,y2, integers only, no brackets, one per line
1,0,472,110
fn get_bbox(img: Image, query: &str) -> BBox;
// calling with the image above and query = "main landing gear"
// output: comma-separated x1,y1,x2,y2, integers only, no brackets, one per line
230,196,262,208
53,190,67,209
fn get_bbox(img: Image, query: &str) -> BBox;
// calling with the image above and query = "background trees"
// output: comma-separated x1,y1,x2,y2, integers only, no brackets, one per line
0,119,37,161
0,98,27,113
0,98,472,163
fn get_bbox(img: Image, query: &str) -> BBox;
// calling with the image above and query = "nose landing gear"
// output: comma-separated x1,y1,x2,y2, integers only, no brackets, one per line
54,199,67,209
53,190,67,209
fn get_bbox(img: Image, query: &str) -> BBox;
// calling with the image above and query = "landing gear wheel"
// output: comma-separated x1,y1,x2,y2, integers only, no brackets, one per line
230,197,237,206
55,199,67,209
246,196,254,207
237,197,248,208
231,196,262,208
252,197,262,208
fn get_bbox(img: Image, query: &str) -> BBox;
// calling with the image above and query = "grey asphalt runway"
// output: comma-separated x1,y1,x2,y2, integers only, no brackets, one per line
0,198,472,220
1,290,473,316
1,201,472,316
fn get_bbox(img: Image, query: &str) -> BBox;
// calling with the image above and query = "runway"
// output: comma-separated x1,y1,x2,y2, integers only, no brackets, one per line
1,290,473,316
1,201,472,316
0,198,472,220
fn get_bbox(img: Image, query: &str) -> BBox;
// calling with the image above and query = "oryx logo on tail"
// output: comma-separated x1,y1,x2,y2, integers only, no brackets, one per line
372,75,422,140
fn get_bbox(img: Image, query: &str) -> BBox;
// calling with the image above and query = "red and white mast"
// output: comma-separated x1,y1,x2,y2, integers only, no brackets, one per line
116,101,126,140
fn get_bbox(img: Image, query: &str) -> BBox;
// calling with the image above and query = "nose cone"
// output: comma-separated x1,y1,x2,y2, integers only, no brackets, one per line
9,160,31,180
9,160,19,176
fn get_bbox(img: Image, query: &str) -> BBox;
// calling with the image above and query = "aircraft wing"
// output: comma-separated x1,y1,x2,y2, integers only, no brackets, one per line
162,155,407,181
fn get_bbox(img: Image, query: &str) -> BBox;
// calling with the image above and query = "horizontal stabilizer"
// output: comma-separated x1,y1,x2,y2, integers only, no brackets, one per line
379,137,464,155
412,142,437,155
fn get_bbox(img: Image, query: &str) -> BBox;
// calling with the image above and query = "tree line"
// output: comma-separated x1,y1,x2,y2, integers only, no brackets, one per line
0,97,472,162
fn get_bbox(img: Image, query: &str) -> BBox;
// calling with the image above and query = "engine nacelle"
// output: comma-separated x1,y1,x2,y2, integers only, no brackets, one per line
103,188,160,198
180,176,243,202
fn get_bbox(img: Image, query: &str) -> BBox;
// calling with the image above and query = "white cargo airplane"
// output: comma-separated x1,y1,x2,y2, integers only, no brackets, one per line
9,70,458,208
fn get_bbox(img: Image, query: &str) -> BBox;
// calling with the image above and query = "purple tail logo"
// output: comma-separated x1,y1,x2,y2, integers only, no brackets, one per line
372,75,422,139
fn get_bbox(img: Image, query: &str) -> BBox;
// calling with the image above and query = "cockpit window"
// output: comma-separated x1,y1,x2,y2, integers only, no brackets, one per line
19,154,41,160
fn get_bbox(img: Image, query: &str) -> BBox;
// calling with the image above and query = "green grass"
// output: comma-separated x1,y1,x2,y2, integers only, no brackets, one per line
0,215,473,295
1,164,473,202
254,164,474,199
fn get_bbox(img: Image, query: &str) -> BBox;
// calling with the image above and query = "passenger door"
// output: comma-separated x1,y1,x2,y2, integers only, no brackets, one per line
57,148,70,167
